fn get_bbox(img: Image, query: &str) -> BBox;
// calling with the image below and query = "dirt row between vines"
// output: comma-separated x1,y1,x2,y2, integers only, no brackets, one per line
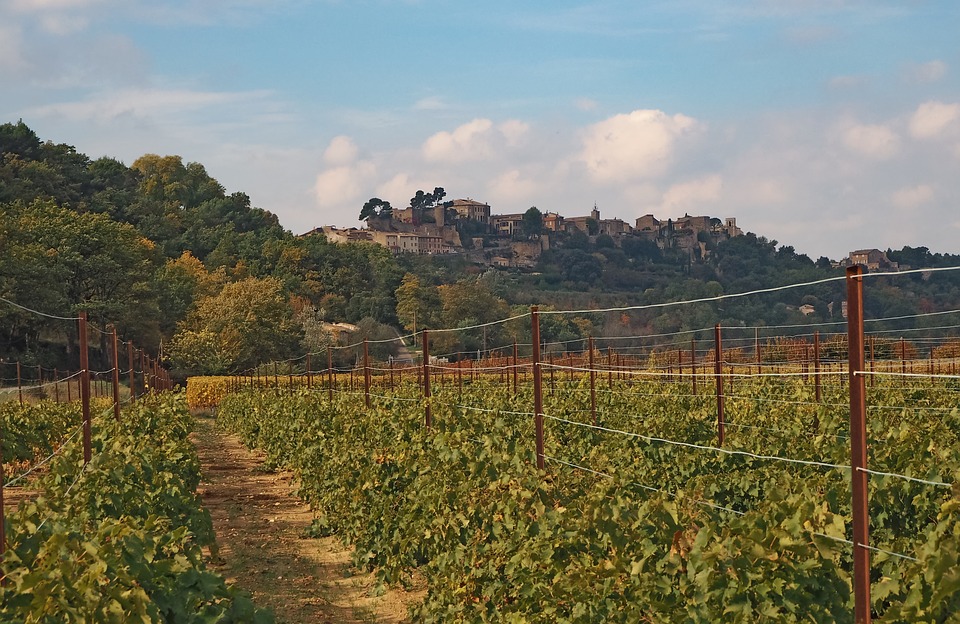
191,413,425,623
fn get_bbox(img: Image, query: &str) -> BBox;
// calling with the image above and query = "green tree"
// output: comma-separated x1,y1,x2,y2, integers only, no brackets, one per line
521,206,543,239
0,200,160,363
359,197,393,221
168,276,300,374
395,273,440,332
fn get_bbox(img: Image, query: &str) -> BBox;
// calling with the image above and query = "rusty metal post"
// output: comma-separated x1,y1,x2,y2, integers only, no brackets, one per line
512,342,518,394
900,337,906,377
457,359,463,401
714,323,725,446
589,336,597,426
423,330,432,428
363,339,371,408
606,347,612,388
79,312,91,465
531,307,545,470
691,338,697,395
111,326,121,421
846,265,871,624
814,331,822,404
755,327,761,369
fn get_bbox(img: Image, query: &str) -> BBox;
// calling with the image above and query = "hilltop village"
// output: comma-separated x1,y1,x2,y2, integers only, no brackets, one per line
316,198,744,269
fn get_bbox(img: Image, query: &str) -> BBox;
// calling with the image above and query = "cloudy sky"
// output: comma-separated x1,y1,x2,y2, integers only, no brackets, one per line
3,0,959,260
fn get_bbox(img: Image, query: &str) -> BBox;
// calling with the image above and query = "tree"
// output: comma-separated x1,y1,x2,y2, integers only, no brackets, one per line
168,276,300,374
359,197,393,221
0,199,160,363
395,273,440,332
409,187,447,215
521,206,543,239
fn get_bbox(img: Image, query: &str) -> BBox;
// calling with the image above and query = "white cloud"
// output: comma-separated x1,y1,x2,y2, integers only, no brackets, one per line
38,12,89,34
413,96,446,111
375,173,436,207
27,87,275,122
498,119,530,148
488,169,539,203
421,118,530,163
323,135,359,166
909,101,960,139
9,0,108,11
0,24,27,72
422,118,495,163
658,174,723,212
841,123,899,159
891,184,934,210
580,109,698,183
574,97,599,111
313,161,376,209
903,60,948,84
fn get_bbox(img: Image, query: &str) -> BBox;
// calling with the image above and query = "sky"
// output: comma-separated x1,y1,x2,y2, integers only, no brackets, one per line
3,0,960,260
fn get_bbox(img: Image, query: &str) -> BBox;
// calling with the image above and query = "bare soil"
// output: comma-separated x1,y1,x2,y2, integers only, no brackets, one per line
191,413,425,623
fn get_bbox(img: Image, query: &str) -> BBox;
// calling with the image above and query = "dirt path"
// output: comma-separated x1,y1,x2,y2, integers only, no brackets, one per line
191,413,424,623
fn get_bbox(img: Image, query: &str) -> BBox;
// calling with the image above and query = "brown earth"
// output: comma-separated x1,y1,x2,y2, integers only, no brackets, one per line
191,413,425,624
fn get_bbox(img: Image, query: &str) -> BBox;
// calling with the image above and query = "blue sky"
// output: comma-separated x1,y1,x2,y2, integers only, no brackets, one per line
3,0,960,259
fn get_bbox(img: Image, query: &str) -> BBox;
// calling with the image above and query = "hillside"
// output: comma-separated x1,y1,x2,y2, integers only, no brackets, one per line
3,121,959,376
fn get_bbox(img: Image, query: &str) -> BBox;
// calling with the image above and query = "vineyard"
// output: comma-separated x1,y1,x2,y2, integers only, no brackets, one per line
205,372,958,622
3,266,960,621
0,395,271,621
193,267,960,623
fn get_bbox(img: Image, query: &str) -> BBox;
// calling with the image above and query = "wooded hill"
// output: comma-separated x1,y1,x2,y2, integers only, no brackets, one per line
3,121,959,377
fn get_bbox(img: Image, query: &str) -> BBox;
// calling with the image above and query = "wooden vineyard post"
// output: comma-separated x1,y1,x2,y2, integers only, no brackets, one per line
814,331,822,404
755,328,761,374
111,326,121,421
900,337,906,377
607,347,613,388
846,265,871,624
16,361,22,407
423,330,432,429
79,312,92,465
54,368,60,402
589,336,597,426
306,354,312,390
512,342,519,395
531,307,545,471
691,338,697,396
714,324,725,446
363,339,371,408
